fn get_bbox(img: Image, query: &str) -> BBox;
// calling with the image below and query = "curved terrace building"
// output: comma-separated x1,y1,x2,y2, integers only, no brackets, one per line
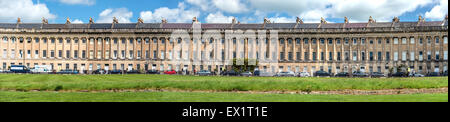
0,16,448,75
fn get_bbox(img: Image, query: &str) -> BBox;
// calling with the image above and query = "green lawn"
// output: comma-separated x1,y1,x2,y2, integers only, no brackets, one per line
0,74,447,92
0,91,446,102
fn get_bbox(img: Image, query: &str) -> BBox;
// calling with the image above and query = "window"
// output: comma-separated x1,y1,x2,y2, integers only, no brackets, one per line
394,38,398,44
66,50,70,59
43,38,47,43
50,50,55,58
394,52,398,61
161,38,165,44
121,38,126,44
74,50,78,59
129,50,133,59
410,52,415,61
320,38,325,44
113,50,118,59
35,38,39,43
320,52,324,61
26,50,30,58
66,38,71,43
304,52,309,61
10,49,15,58
378,52,382,61
82,50,86,59
402,38,407,44
121,50,125,58
160,51,165,59
410,37,415,44
361,38,366,45
288,52,293,60
153,38,158,43
105,38,110,45
89,50,94,59
98,50,102,59
42,50,47,58
113,38,118,44
137,38,141,44
353,38,357,45
296,52,301,60
312,52,317,61
444,37,448,44
82,38,86,43
90,38,94,44
444,51,448,60
312,38,317,44
378,38,382,44
419,51,423,61
2,37,7,43
353,51,357,61
369,52,374,61
337,52,341,61
427,37,431,44
280,52,285,60
137,50,141,59
74,38,78,43
145,38,149,44
435,51,440,60
345,52,349,61
328,39,333,44
304,38,309,44
427,51,431,60
280,39,285,44
361,52,366,61
369,39,373,44
386,38,390,44
58,50,62,58
402,51,406,61
296,39,301,44
336,39,341,44
419,38,423,44
2,49,6,58
386,52,390,61
58,38,63,44
288,39,292,44
345,38,349,45
435,37,439,44
98,38,103,44
105,50,110,59
329,52,333,61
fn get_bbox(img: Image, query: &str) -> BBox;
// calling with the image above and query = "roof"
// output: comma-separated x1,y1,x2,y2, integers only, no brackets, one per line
0,21,447,30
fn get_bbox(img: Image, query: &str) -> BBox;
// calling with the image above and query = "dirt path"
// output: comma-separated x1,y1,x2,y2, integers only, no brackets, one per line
21,87,448,95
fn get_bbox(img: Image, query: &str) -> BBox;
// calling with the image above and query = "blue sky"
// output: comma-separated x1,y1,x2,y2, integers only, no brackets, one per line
0,0,447,23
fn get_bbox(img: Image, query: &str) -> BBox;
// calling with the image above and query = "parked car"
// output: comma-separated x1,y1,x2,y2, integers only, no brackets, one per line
314,71,331,77
427,72,440,77
276,71,296,77
57,69,79,74
110,70,124,74
146,70,160,74
10,65,30,73
164,70,177,75
30,65,52,74
127,70,140,74
410,73,425,77
254,71,274,77
335,72,350,77
240,71,253,77
392,72,407,77
92,69,106,74
197,70,212,76
297,72,311,77
443,71,448,76
370,72,386,78
221,70,239,76
352,71,369,77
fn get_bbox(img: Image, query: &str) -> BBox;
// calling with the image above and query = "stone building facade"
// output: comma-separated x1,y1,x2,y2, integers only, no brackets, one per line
0,16,448,75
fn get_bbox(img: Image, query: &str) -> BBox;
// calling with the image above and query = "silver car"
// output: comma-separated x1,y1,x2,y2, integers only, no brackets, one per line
297,72,311,77
276,71,296,77
240,71,253,77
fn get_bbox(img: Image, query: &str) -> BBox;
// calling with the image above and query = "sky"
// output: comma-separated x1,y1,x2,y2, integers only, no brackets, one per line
0,0,447,24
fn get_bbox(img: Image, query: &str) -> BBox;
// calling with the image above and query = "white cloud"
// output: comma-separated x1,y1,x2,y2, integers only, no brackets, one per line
0,0,56,22
205,12,234,23
59,0,95,5
425,0,448,20
212,0,248,13
97,8,133,23
245,0,433,22
268,16,295,23
328,0,432,22
186,0,210,11
72,19,83,24
140,2,200,23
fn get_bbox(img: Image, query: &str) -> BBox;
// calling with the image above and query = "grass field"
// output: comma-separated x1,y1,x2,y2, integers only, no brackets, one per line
0,74,447,92
0,91,447,102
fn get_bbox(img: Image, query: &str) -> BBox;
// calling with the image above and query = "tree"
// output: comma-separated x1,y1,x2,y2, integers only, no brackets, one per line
231,58,259,73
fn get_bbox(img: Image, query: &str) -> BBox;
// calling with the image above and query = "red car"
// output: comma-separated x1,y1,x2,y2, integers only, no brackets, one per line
164,70,177,74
